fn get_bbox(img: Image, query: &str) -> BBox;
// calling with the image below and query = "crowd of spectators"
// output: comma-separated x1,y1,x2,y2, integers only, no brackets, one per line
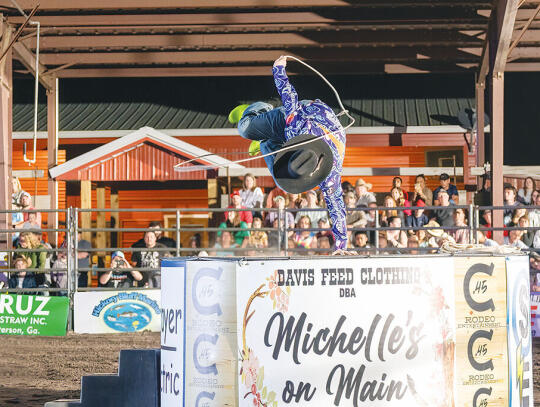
4,173,540,293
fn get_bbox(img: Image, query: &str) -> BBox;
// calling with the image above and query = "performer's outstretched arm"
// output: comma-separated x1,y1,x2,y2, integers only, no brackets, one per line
272,57,299,118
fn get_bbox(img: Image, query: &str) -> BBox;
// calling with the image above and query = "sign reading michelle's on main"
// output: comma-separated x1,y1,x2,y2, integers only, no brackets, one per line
238,258,455,406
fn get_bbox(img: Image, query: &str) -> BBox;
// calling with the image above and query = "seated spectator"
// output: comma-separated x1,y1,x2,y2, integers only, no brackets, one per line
365,201,378,244
407,236,420,255
353,232,370,250
131,231,166,288
519,216,534,247
355,178,376,207
425,220,456,249
19,191,42,227
386,216,408,250
474,173,491,206
405,199,429,231
100,251,143,288
504,229,528,249
315,217,334,247
411,174,433,206
293,215,318,252
11,177,25,209
415,229,429,249
76,232,92,288
529,190,540,227
186,234,202,256
22,211,41,232
286,193,300,209
8,255,36,289
295,190,327,227
11,202,24,244
317,235,332,255
211,230,238,257
451,208,469,244
506,207,528,237
476,231,498,247
503,185,521,226
432,190,455,229
17,231,47,287
132,221,177,250
379,195,398,227
248,216,268,249
391,187,411,217
533,228,540,250
433,173,459,205
266,195,294,229
265,186,287,209
377,234,389,254
392,177,410,201
503,185,520,226
50,250,68,294
240,173,264,209
226,190,253,227
219,210,249,248
480,209,493,239
267,217,290,251
518,177,536,204
345,191,367,230
341,181,354,194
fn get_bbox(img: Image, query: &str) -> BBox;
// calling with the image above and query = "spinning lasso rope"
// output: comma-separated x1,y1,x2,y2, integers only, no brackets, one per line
174,56,355,172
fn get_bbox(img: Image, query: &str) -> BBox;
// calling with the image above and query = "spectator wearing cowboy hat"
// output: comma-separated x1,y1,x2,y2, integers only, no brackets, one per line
355,178,376,208
425,220,456,249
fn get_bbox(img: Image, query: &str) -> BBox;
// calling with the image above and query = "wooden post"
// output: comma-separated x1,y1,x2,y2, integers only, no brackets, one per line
80,180,92,242
491,73,505,244
0,19,13,249
47,77,59,246
96,186,106,257
110,192,119,249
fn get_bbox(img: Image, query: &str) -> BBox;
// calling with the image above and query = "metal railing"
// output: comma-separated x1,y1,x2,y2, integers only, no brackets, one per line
1,204,539,329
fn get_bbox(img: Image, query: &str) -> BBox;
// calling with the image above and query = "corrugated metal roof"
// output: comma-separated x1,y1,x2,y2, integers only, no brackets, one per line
13,96,473,132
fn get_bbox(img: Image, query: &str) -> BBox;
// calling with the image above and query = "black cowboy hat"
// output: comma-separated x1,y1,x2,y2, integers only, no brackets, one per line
272,133,333,194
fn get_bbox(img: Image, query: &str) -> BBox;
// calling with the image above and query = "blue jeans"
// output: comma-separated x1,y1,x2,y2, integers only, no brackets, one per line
238,102,286,177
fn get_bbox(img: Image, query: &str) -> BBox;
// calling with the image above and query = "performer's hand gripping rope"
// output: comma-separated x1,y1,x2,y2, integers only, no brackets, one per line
174,56,355,172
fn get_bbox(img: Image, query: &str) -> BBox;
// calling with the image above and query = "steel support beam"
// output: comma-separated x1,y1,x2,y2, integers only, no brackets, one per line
47,76,58,246
0,18,12,249
490,74,505,243
12,41,55,91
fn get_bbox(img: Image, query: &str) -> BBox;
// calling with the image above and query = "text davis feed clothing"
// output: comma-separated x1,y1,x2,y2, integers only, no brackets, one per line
238,65,348,249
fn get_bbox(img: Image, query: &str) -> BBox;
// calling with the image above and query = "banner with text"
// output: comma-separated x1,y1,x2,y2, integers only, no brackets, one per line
532,292,540,338
0,294,69,336
507,256,534,407
74,290,160,334
236,257,456,406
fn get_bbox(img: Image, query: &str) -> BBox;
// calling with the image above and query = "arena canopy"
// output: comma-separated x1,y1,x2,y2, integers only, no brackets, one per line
0,0,537,243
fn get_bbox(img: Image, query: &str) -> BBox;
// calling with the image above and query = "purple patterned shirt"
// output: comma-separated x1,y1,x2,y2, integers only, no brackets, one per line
273,65,348,249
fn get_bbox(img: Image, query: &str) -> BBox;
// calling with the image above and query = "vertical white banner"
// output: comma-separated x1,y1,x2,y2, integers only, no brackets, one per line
161,260,186,407
236,257,455,407
184,259,238,407
506,256,534,407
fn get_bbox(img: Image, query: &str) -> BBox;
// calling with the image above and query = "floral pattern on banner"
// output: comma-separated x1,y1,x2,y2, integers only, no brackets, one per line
409,275,455,407
240,270,291,407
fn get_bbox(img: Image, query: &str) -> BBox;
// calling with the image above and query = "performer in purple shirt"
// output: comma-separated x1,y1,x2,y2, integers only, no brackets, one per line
229,56,349,251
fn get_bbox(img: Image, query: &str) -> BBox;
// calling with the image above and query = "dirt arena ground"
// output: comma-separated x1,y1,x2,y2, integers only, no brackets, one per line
0,332,159,406
0,333,539,406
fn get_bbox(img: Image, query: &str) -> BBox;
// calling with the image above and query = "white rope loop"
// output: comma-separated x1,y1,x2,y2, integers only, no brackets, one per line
175,56,355,171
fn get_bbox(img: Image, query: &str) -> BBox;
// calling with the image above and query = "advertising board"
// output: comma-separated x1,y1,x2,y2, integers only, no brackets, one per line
74,289,160,334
